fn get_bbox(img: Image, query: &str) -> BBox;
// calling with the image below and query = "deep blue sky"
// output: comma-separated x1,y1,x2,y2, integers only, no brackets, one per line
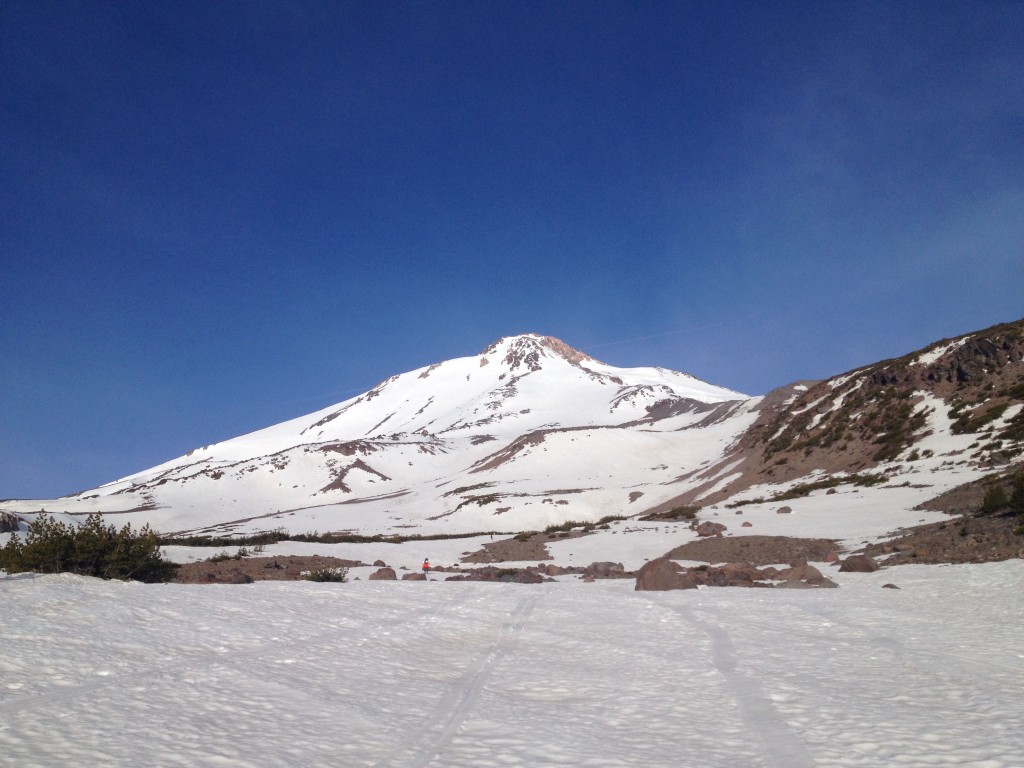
2,1,1022,499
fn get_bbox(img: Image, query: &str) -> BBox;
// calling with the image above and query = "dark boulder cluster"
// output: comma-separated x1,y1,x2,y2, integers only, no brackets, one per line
371,553,883,590
634,556,854,591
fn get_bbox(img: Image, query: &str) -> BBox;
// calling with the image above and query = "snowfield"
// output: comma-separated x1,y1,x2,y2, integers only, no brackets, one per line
2,561,1022,768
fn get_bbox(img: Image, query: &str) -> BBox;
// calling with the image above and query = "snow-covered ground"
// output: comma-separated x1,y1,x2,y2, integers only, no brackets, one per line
3,561,1022,768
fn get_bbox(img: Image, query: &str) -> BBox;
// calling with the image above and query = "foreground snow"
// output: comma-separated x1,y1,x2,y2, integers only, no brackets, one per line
2,562,1022,767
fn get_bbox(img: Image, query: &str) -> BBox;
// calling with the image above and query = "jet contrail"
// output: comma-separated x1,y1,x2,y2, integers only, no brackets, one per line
583,313,761,352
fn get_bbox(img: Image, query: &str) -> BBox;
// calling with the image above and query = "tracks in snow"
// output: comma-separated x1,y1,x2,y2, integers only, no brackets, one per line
372,592,540,768
642,599,817,768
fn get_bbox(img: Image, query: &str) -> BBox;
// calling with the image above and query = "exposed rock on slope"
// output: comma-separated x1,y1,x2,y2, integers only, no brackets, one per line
660,319,1024,507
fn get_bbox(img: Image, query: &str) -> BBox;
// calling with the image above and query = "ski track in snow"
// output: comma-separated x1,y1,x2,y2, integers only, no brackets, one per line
664,603,816,768
1,563,1022,767
372,593,540,768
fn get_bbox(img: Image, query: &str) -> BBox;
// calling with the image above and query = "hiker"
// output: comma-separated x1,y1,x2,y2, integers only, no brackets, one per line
422,558,430,573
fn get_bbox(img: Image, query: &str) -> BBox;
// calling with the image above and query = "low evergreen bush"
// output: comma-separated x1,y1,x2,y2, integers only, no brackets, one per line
0,514,177,582
302,567,348,582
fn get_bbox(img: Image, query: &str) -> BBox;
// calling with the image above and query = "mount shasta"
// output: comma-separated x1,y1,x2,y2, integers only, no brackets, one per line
4,321,1024,543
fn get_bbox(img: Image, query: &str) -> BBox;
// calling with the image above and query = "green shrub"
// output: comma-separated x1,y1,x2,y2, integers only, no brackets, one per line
0,514,177,582
302,567,348,582
1009,471,1024,517
980,484,1008,515
640,505,700,520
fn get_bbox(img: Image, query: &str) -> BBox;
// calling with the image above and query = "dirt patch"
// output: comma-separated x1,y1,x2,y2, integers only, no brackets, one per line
461,531,588,563
863,469,1024,564
172,555,366,584
664,535,840,565
915,474,994,515
864,513,1023,564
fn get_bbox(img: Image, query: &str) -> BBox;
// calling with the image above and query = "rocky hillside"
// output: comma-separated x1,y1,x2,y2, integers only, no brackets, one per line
667,319,1024,507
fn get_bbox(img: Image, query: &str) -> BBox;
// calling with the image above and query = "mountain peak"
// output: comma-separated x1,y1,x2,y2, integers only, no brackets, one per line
480,334,597,371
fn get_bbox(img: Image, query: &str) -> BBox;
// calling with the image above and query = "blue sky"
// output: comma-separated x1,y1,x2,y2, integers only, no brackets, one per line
2,1,1022,499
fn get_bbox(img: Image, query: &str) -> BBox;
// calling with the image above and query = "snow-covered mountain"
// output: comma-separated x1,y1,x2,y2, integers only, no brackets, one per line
2,334,757,536
4,322,1023,540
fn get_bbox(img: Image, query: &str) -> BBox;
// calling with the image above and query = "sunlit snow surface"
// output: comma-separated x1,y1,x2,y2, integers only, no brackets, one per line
2,562,1022,767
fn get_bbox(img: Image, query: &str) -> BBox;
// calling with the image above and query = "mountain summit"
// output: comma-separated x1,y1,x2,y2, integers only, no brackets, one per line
480,334,597,370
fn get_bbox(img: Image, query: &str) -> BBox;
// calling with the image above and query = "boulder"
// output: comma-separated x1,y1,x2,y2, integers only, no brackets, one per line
696,521,727,538
634,558,698,591
776,506,792,514
778,564,824,582
512,570,545,584
368,567,397,581
741,521,753,527
583,561,626,579
839,554,880,573
402,572,427,581
373,559,387,568
718,562,764,586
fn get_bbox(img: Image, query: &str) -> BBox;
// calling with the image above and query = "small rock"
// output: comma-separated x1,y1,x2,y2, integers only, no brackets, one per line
882,583,901,589
776,506,792,514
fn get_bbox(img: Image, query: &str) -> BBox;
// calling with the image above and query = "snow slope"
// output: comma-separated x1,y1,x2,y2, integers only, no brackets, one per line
2,334,756,536
2,562,1021,767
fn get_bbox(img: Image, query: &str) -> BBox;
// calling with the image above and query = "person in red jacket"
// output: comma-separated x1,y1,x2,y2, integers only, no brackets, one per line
422,558,430,574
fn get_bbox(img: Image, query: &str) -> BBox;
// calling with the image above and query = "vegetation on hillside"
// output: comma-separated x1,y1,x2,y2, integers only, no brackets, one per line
760,319,1024,468
0,514,177,582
